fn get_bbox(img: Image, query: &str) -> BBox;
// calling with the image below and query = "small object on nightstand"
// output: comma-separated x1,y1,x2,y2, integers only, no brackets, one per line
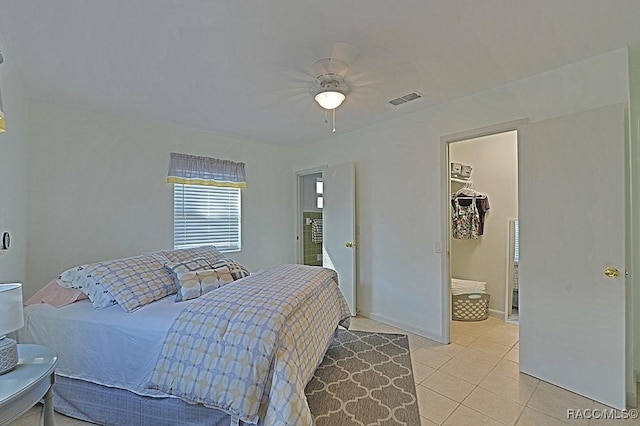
0,344,58,426
0,283,24,374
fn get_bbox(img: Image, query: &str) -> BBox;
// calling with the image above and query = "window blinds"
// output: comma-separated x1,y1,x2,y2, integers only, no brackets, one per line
168,152,244,252
173,184,241,252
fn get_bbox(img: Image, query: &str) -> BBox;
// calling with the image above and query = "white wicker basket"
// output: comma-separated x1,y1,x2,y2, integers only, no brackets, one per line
452,293,490,321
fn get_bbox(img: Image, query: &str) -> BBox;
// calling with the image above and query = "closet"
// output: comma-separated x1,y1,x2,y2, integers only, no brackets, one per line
449,131,518,323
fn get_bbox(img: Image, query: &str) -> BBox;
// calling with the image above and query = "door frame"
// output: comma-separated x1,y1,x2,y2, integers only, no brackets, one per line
440,118,528,343
295,166,327,264
505,217,519,324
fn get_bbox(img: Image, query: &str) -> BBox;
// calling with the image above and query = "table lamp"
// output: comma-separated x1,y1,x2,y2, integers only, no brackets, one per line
0,283,24,374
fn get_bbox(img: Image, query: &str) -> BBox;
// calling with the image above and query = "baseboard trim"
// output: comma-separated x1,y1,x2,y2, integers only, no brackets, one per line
489,308,505,319
356,309,446,344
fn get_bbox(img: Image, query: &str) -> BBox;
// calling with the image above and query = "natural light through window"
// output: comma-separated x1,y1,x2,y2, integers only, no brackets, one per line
316,178,323,209
173,184,241,252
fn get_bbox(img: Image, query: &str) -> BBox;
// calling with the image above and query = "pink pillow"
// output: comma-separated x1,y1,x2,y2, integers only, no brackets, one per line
25,279,88,308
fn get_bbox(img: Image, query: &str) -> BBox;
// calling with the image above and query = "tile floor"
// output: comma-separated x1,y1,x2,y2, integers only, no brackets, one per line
10,315,638,425
348,315,639,425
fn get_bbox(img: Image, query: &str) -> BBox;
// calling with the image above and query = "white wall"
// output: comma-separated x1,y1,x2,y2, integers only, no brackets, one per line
450,131,518,315
0,57,28,287
292,49,630,342
25,101,295,298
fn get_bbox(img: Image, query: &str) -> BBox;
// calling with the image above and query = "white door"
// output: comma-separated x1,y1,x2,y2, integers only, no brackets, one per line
519,104,626,409
323,162,357,315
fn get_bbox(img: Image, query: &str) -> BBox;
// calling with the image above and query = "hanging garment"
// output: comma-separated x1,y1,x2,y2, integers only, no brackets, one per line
452,197,480,239
311,219,323,244
451,196,490,235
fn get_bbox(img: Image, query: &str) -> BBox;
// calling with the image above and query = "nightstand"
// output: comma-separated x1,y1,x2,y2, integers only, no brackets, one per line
0,344,57,426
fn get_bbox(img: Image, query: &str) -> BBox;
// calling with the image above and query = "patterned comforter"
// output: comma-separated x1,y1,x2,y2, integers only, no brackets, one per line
146,264,351,425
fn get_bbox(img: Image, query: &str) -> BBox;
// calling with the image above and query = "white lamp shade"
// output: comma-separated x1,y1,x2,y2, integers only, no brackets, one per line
0,283,24,335
315,90,346,110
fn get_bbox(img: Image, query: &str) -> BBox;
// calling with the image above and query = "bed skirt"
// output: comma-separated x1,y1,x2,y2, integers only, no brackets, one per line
52,375,247,426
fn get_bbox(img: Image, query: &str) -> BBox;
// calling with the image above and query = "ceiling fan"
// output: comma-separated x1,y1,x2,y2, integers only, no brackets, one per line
271,40,421,134
310,57,350,132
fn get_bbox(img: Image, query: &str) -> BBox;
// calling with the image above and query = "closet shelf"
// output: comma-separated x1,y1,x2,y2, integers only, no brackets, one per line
451,177,471,183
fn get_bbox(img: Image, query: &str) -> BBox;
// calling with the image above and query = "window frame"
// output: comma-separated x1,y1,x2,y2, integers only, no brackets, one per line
172,183,242,253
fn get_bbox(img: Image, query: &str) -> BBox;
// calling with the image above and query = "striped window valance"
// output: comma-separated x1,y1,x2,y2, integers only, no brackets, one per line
167,152,247,188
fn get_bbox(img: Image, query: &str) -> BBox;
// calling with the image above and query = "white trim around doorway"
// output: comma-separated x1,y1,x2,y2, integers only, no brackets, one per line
295,166,327,264
440,118,529,344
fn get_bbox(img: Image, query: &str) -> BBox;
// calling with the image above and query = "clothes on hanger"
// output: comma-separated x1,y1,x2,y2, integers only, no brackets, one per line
452,196,480,239
451,188,490,237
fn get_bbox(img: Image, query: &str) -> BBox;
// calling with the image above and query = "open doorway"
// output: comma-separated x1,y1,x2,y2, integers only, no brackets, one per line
296,170,324,266
448,130,519,325
296,163,357,316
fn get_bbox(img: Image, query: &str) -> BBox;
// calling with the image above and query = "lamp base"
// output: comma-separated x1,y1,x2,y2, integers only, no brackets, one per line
0,337,18,374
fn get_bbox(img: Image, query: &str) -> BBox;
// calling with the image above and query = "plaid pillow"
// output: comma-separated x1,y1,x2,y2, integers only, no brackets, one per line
84,252,176,312
164,258,212,292
171,266,234,302
160,245,225,265
210,258,250,281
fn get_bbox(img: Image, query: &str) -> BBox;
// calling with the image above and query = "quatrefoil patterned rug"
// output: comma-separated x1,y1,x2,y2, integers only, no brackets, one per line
305,330,420,425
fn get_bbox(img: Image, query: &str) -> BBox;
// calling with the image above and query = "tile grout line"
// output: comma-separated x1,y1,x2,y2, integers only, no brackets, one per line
429,320,525,425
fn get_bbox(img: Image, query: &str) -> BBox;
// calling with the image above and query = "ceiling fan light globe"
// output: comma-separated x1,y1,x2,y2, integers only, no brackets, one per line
315,90,345,110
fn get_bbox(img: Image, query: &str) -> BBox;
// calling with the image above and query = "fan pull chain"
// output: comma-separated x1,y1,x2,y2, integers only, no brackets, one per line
332,108,336,133
321,108,337,133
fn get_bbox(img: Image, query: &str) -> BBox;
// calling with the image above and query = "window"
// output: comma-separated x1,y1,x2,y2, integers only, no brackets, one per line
173,184,241,252
316,178,323,209
167,152,245,251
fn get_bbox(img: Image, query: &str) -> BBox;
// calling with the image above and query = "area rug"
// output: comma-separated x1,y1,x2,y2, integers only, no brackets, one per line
306,329,421,426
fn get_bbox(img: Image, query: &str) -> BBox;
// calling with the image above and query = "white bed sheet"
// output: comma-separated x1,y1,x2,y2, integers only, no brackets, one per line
451,278,486,295
19,297,185,397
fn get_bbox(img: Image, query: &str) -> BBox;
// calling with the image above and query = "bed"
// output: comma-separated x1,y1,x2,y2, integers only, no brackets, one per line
18,246,351,426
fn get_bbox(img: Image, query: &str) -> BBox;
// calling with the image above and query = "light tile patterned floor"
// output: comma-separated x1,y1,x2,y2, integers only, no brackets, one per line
348,315,637,426
10,315,638,425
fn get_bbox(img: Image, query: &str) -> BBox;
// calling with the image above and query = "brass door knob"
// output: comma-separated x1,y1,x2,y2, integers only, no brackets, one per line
604,267,620,278
345,242,357,248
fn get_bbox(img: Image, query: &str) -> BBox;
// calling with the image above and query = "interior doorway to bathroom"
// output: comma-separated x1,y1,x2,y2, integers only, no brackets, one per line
296,169,324,266
295,163,357,316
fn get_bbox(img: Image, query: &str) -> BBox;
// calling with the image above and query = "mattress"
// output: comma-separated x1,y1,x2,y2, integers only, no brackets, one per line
19,297,184,397
451,277,486,295
53,375,242,426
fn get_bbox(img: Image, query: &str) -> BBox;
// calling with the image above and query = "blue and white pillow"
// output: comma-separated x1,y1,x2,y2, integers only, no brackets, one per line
164,258,211,297
210,258,250,281
58,264,117,309
58,252,176,312
164,258,234,302
160,245,225,265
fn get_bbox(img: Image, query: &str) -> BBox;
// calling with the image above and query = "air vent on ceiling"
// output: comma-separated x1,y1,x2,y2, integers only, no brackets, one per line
388,92,423,106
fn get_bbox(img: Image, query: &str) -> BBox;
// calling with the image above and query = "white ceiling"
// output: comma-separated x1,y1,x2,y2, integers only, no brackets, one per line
1,0,640,146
